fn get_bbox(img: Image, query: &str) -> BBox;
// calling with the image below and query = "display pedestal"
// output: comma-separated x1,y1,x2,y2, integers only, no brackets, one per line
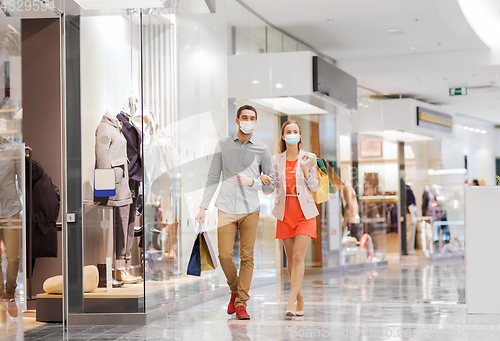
36,284,147,322
465,187,500,314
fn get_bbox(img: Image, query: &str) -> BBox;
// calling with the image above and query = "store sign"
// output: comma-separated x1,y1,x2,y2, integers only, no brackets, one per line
416,107,453,133
449,87,467,96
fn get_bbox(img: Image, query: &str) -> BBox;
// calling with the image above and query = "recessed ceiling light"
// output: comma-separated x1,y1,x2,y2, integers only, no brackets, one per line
468,127,475,132
386,28,402,34
481,130,487,134
251,80,260,85
463,126,469,130
275,83,284,89
409,46,420,50
327,19,335,24
251,97,329,115
474,128,481,133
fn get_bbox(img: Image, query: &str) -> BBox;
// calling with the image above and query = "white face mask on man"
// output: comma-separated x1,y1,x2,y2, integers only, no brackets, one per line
239,120,256,135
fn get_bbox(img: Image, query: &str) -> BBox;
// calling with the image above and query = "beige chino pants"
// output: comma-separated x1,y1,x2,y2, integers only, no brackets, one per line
217,210,259,308
0,213,21,297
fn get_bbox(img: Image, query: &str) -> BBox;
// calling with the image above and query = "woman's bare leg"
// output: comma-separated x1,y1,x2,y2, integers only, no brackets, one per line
285,235,310,312
282,238,303,312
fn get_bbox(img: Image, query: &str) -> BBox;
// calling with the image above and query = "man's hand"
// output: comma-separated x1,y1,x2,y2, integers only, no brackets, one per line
235,173,254,186
195,208,206,225
260,174,274,185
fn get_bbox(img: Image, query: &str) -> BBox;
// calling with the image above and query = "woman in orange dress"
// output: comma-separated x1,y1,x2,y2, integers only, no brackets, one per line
261,120,319,317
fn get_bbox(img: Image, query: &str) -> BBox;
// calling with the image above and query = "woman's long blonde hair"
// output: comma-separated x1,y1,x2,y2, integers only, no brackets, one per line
279,120,302,153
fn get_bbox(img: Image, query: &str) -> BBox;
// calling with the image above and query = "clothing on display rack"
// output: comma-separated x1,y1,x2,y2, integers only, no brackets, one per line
422,187,430,216
428,185,450,244
117,111,143,182
387,202,398,233
405,184,417,253
26,159,60,261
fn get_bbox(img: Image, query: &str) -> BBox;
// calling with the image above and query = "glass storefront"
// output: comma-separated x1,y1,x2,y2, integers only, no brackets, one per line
338,99,466,261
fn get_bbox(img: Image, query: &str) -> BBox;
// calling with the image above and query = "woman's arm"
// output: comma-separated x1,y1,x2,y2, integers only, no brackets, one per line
302,156,319,192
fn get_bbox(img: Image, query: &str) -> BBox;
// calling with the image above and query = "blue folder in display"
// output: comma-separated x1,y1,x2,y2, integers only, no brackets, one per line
94,168,116,197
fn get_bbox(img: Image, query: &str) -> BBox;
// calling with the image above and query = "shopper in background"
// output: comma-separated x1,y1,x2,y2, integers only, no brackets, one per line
0,140,22,318
195,105,276,320
260,120,319,317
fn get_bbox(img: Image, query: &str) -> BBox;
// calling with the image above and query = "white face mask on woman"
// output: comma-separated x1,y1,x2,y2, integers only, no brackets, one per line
239,120,256,135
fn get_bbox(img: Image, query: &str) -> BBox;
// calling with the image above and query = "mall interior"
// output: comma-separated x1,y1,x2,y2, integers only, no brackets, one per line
1,0,500,340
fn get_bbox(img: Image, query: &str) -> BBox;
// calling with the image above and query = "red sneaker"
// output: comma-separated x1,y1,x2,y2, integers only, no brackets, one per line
227,292,238,315
4,294,18,318
235,305,250,320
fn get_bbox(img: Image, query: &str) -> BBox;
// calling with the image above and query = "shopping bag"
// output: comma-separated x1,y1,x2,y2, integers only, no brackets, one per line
310,163,330,204
317,159,334,193
200,228,218,271
320,158,345,193
187,229,202,276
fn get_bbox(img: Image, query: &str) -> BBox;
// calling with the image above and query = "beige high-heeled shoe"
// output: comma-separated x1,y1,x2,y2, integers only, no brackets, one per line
295,311,304,316
285,310,295,317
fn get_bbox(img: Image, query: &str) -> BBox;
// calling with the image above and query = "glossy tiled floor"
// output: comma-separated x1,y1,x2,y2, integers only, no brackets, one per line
3,258,500,340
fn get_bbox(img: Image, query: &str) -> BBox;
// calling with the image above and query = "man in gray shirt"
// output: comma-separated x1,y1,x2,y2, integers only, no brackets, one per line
195,105,276,320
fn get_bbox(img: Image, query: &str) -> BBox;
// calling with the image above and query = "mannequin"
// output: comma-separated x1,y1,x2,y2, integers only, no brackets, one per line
117,100,143,281
132,110,158,203
341,181,360,239
406,183,417,254
95,111,141,284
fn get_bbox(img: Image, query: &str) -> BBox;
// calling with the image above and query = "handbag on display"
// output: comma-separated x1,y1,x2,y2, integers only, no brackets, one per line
187,223,218,276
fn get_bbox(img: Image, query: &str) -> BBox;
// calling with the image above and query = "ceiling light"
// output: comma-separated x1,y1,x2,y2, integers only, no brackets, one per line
468,127,475,132
74,0,164,10
458,0,500,48
463,126,469,130
275,83,284,89
409,46,420,50
386,28,402,34
359,130,433,142
428,169,467,176
481,130,487,134
251,80,260,85
251,97,328,115
474,128,481,133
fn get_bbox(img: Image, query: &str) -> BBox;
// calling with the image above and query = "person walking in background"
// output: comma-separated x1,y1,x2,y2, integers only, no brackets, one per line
195,105,276,320
260,120,319,317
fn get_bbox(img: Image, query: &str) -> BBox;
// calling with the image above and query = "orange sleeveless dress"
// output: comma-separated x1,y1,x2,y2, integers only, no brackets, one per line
276,159,317,239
